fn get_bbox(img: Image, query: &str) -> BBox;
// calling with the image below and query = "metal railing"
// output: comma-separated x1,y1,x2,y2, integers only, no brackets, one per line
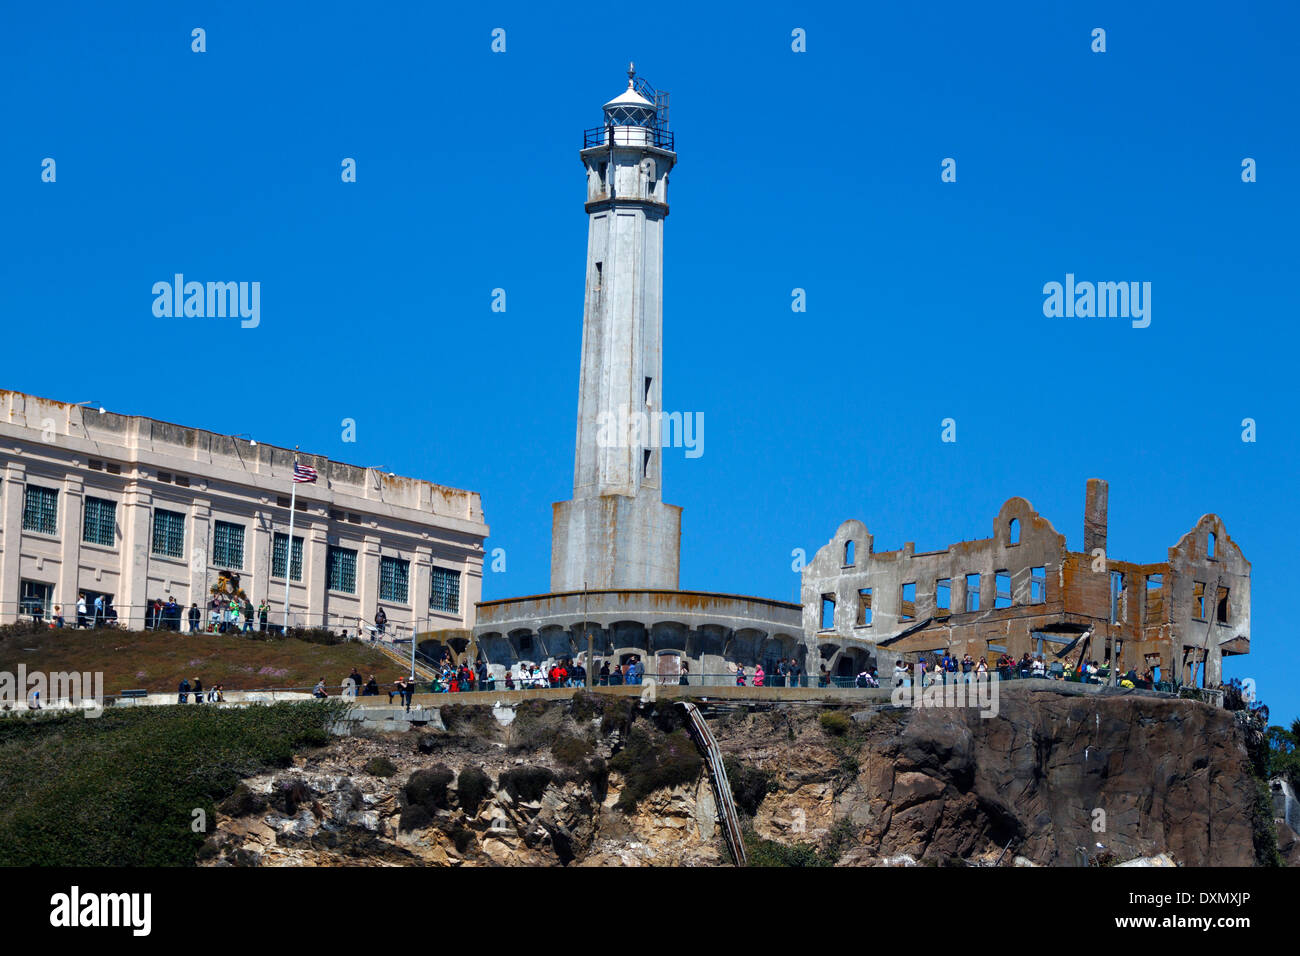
583,124,674,150
0,600,450,646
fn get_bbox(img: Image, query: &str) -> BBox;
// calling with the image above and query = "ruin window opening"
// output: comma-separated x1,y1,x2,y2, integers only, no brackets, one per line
900,582,916,621
1216,586,1230,624
820,595,836,630
935,578,951,612
844,540,855,567
1030,566,1046,603
1110,571,1126,623
1193,581,1206,621
1008,518,1020,545
594,261,603,290
994,572,1012,608
965,573,980,612
1207,532,1216,558
856,588,872,626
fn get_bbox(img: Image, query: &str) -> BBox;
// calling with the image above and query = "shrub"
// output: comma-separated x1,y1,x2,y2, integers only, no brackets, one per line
363,756,397,777
552,734,595,767
440,704,500,741
743,819,855,867
0,700,346,866
399,804,433,832
404,765,454,812
608,726,702,812
498,766,555,803
509,699,563,751
745,832,827,867
457,766,492,815
819,710,853,736
219,783,267,817
723,757,775,816
282,627,346,646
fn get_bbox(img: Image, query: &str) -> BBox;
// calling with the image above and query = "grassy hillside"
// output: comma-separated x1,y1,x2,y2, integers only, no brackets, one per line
0,701,346,866
0,623,407,695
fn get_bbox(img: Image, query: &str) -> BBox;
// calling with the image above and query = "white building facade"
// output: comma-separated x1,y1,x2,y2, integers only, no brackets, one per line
0,389,488,635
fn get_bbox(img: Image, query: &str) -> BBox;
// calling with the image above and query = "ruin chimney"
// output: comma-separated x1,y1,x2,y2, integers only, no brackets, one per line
1084,478,1108,555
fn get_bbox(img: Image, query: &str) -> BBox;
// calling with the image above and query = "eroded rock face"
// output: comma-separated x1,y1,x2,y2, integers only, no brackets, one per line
200,688,1266,867
711,688,1261,867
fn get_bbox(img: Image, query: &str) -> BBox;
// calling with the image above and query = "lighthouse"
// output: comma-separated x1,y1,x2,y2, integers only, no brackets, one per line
550,65,682,591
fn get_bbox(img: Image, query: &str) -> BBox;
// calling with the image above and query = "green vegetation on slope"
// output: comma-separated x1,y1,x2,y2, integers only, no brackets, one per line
0,622,403,695
0,700,346,866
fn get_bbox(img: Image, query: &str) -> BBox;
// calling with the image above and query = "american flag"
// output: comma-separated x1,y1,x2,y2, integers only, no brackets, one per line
292,462,318,483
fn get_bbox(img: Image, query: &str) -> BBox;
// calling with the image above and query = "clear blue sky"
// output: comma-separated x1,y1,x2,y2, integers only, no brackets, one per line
2,2,1295,722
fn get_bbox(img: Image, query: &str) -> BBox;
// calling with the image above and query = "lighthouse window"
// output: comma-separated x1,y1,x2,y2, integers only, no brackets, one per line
643,449,652,478
595,262,602,290
644,377,652,404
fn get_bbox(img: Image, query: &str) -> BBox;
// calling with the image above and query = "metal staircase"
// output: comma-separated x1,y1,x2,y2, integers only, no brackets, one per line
676,700,747,866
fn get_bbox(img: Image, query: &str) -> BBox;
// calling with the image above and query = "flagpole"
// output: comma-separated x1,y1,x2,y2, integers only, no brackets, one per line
284,449,298,633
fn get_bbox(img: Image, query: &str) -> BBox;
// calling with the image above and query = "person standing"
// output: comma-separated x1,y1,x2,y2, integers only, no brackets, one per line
188,603,200,633
374,605,387,637
93,594,104,628
192,677,203,703
679,660,689,686
178,678,190,704
258,600,270,632
77,593,88,629
243,598,255,633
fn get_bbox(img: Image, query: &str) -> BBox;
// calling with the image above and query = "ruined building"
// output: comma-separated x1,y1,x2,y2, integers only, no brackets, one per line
801,479,1250,686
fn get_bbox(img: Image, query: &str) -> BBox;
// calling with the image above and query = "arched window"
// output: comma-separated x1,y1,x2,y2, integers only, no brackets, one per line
1009,518,1020,545
844,540,855,566
1207,532,1216,558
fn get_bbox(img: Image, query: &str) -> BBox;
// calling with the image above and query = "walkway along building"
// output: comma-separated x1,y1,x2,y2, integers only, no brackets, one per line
471,68,804,678
800,479,1250,687
0,389,487,635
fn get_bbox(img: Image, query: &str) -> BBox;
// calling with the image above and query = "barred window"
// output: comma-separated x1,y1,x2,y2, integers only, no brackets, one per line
380,556,410,604
151,509,186,558
429,566,460,614
83,497,117,547
212,520,245,569
272,533,304,582
22,485,58,535
326,546,357,593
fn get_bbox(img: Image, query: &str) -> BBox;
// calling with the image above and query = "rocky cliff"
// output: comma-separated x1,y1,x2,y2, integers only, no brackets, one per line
199,687,1271,866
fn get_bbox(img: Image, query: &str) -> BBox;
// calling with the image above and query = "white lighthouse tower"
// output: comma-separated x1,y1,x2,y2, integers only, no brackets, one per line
550,65,681,591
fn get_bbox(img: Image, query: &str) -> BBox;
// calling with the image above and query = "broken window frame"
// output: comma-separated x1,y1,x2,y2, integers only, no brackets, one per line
935,578,951,613
856,587,872,626
965,573,980,612
1030,566,1046,603
820,594,836,631
900,582,916,622
994,571,1012,609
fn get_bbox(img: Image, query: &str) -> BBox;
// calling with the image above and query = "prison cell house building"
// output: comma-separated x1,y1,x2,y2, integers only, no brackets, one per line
801,479,1250,688
0,389,488,635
